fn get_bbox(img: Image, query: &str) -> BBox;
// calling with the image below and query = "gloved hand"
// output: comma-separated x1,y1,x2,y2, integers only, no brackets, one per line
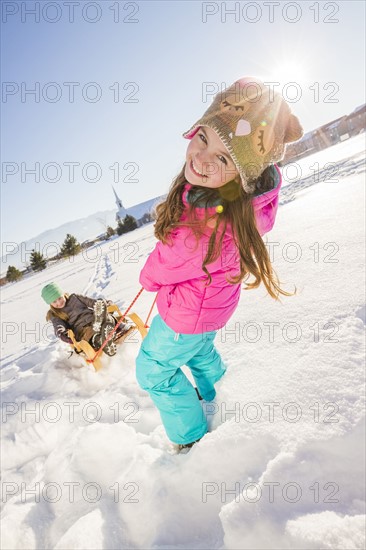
60,333,73,345
56,325,73,345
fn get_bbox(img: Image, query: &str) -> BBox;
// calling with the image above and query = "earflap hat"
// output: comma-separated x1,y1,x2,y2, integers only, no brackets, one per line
183,76,304,194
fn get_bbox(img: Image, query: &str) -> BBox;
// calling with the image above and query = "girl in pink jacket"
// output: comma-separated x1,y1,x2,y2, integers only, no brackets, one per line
136,77,303,452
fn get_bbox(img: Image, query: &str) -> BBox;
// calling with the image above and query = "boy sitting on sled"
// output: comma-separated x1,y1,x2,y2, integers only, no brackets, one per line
41,282,130,356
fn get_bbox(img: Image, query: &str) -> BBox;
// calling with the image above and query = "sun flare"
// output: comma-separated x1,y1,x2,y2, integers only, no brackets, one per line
268,60,308,86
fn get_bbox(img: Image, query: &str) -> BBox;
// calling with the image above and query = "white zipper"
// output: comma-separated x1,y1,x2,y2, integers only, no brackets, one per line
174,333,180,341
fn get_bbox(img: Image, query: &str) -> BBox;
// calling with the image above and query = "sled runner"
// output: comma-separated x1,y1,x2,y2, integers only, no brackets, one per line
67,303,149,371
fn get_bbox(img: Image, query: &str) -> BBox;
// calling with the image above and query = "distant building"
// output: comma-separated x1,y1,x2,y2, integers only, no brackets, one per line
112,186,127,222
279,103,366,166
111,185,161,229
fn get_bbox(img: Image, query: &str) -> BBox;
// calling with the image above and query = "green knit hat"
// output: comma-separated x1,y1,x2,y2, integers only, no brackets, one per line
41,282,64,305
183,76,304,194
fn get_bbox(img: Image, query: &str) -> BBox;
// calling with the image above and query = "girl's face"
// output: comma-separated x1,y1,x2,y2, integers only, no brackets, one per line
51,296,66,308
185,126,239,188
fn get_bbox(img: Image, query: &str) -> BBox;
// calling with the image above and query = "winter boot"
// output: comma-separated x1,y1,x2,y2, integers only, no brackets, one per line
114,321,133,340
173,438,201,454
91,332,102,350
92,299,107,333
101,321,117,356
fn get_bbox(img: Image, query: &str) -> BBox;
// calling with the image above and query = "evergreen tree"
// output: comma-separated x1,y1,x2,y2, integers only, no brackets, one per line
30,250,47,271
61,233,81,257
140,212,153,225
122,215,138,233
116,219,124,236
6,265,23,282
106,226,115,238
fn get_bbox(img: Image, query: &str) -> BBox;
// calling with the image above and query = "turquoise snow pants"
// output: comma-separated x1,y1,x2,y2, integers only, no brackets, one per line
135,314,227,445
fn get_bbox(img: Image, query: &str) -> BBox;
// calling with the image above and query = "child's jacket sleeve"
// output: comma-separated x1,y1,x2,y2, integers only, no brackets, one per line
140,244,193,291
252,164,282,237
49,315,73,343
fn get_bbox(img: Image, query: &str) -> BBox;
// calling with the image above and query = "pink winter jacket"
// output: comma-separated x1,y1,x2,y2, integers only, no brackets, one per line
139,164,282,334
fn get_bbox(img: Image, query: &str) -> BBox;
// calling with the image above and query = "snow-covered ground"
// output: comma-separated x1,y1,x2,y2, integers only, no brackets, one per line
1,134,365,550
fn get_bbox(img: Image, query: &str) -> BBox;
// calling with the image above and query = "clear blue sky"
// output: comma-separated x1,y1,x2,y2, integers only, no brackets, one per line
1,0,365,244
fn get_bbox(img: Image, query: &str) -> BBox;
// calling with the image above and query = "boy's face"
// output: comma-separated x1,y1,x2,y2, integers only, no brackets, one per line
185,125,239,189
51,296,66,308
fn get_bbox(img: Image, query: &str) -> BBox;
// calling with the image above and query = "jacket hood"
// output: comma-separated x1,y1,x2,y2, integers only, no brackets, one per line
182,163,282,236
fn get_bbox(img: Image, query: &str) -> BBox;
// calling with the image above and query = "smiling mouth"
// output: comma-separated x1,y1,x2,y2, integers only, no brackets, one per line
190,159,208,178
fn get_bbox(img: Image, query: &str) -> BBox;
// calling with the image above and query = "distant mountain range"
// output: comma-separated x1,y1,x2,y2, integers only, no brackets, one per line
1,195,164,276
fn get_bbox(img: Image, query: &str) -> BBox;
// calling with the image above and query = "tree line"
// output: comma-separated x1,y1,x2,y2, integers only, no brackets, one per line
5,213,150,283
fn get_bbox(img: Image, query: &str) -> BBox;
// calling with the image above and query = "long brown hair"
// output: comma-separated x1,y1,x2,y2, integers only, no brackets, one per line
153,164,295,300
46,293,69,321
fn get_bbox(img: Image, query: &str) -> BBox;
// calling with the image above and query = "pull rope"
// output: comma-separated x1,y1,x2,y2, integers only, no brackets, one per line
144,294,157,328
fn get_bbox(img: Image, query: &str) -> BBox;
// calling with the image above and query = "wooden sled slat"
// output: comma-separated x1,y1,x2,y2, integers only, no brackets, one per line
125,312,148,339
68,330,104,371
66,307,148,371
108,306,148,339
